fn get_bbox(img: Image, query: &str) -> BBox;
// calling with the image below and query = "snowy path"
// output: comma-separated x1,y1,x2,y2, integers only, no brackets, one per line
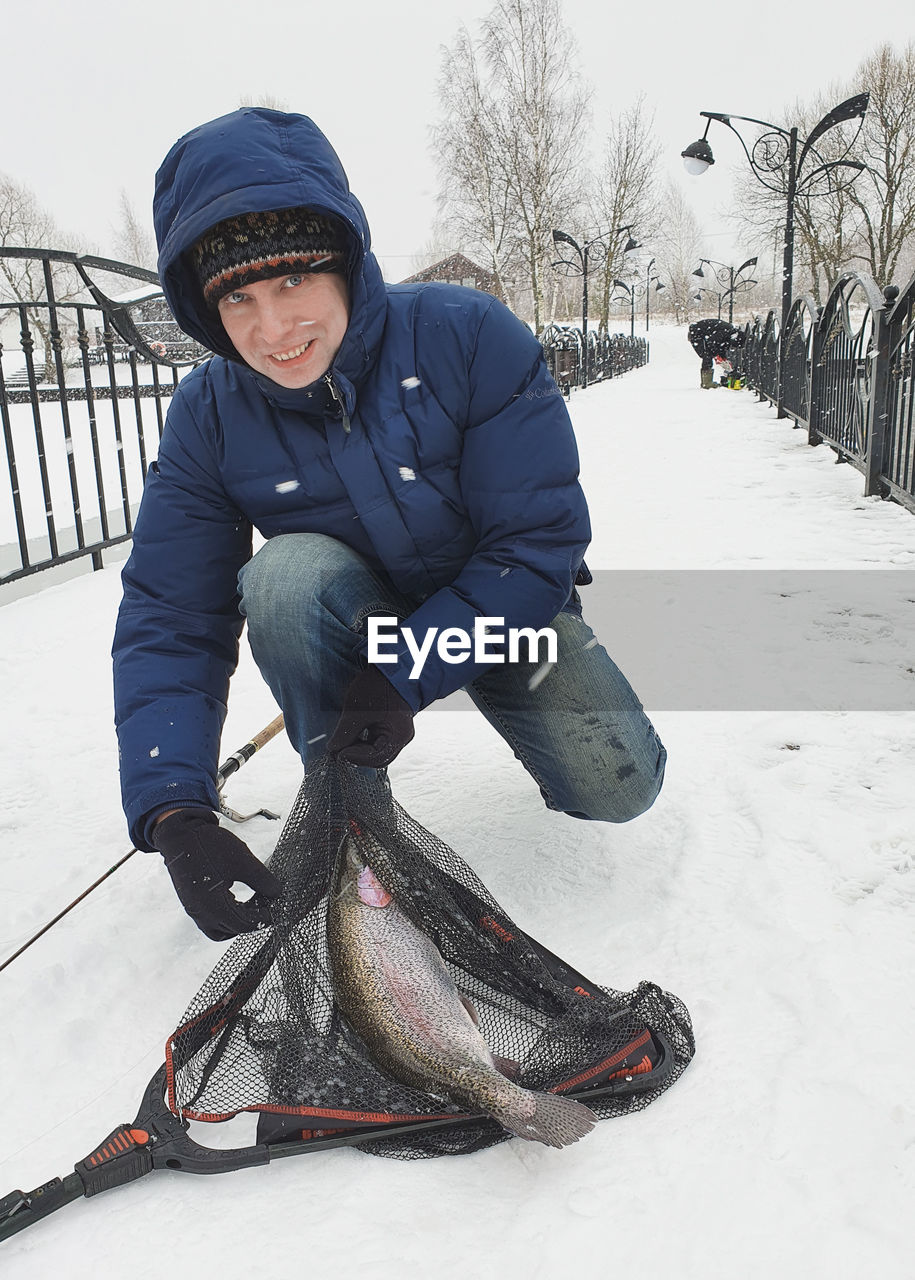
1,324,913,1278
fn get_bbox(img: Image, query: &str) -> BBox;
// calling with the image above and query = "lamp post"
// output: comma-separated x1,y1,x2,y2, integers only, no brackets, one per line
551,225,640,387
642,257,665,331
692,256,758,324
681,93,869,414
611,280,635,338
647,281,665,331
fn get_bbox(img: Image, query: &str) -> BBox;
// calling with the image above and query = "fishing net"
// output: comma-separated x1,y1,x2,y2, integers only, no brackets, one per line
166,758,695,1159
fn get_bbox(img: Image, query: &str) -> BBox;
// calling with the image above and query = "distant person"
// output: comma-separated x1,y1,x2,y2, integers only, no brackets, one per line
687,318,743,389
112,108,667,940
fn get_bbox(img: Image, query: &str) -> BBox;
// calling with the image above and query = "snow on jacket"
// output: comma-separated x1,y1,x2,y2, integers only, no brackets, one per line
113,108,591,849
687,319,742,359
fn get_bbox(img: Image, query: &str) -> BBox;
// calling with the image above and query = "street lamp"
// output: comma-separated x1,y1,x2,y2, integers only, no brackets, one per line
652,280,666,330
681,93,869,414
610,279,635,338
551,225,640,387
681,136,715,175
642,257,665,331
692,256,758,324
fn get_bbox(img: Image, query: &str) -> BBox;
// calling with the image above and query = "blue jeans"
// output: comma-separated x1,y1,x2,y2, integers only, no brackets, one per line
238,533,666,823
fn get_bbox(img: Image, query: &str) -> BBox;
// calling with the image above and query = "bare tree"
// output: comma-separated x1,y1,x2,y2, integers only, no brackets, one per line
0,174,57,292
432,25,517,302
728,45,915,300
0,173,90,381
728,86,870,303
112,189,157,271
847,42,915,285
655,182,705,324
588,94,661,332
481,0,588,332
435,0,587,331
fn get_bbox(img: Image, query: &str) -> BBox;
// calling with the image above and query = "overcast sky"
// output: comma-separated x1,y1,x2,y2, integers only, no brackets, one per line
3,0,912,282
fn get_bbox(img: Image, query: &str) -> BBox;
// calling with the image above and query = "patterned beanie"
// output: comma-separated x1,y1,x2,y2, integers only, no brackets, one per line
192,207,349,305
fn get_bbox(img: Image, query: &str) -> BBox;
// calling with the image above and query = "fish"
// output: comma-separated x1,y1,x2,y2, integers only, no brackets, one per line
326,833,597,1148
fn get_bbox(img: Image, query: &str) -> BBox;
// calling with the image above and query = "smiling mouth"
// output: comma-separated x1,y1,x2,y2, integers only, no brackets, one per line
270,340,314,362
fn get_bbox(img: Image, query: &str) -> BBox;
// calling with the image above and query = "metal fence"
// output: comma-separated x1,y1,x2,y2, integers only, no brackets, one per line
540,325,648,394
1,251,651,589
0,248,208,585
738,269,915,516
882,275,915,510
741,310,780,405
779,295,818,425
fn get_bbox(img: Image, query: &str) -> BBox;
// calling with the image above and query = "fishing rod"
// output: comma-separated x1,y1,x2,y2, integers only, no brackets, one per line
0,1038,673,1245
216,713,285,822
0,714,287,976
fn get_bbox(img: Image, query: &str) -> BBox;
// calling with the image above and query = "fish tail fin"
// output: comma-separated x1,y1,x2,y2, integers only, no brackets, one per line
493,1090,597,1149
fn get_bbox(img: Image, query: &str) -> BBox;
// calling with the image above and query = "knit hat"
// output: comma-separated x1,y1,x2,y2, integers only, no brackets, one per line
192,207,349,305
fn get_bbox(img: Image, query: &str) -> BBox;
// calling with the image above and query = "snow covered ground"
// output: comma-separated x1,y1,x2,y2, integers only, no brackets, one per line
2,324,913,1278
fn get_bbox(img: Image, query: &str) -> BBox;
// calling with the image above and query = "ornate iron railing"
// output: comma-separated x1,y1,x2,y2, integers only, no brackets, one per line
882,278,915,513
780,295,819,428
808,272,884,468
757,312,781,404
1,252,651,590
741,268,915,516
540,324,582,393
0,247,209,586
739,315,760,386
539,325,648,394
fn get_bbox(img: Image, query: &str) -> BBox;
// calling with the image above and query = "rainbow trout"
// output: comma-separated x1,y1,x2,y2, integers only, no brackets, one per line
326,835,597,1148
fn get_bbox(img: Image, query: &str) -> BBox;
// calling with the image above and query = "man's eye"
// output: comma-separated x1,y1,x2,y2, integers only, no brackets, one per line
284,275,304,288
223,292,245,305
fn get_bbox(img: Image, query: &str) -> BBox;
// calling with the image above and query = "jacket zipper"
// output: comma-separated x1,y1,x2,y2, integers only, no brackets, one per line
324,373,351,434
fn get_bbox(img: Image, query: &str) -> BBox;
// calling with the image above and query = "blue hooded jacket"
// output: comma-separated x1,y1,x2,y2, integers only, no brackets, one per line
113,108,591,849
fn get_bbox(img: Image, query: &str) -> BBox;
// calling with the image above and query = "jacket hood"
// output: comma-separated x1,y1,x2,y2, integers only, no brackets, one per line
153,108,386,377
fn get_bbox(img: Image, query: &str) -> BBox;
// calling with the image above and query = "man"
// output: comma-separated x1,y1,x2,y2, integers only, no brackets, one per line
687,317,744,389
113,108,666,941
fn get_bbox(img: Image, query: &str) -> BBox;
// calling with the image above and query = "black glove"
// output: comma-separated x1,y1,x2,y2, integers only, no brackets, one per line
327,666,415,768
154,808,282,941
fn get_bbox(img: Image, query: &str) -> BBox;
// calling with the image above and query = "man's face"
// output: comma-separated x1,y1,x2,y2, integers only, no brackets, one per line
216,271,350,387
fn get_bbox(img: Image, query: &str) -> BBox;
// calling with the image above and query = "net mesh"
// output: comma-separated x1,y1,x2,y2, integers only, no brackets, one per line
166,758,695,1159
